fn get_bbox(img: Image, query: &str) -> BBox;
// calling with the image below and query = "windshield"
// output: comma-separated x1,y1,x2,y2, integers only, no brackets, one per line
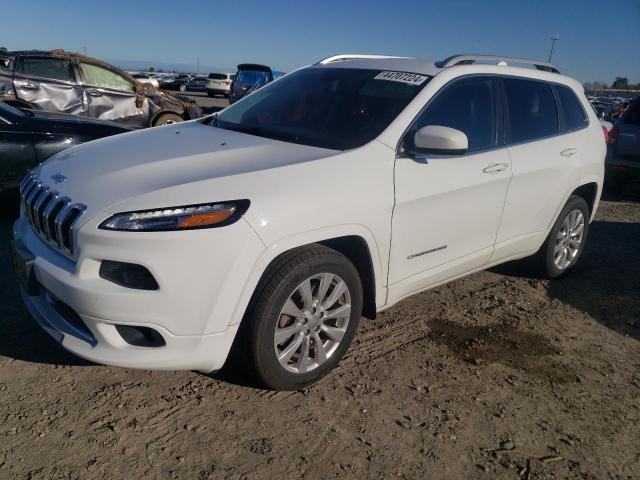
236,70,270,87
217,68,430,150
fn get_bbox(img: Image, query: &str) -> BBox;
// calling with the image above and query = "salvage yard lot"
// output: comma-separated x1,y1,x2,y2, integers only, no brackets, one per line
0,185,638,478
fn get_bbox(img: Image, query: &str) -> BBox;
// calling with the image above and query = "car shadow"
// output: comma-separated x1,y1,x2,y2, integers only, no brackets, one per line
494,218,640,341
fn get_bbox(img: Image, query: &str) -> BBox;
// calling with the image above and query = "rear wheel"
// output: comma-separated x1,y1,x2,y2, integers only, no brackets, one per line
247,245,363,390
527,195,590,278
153,113,183,127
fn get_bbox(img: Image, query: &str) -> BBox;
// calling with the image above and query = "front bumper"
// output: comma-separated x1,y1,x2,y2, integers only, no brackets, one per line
13,214,265,371
20,286,239,371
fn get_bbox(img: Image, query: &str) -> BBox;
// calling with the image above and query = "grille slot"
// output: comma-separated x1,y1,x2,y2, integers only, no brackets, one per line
19,174,86,257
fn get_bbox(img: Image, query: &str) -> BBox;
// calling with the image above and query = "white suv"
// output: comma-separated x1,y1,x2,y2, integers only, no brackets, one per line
206,72,234,98
12,54,605,390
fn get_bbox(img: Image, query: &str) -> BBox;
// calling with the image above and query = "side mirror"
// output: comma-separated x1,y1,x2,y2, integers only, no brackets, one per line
409,125,468,156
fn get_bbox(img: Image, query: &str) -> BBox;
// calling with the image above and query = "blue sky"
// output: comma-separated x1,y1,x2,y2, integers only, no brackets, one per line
3,0,639,84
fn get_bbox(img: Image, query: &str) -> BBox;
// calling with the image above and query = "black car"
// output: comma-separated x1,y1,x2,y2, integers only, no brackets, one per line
0,50,202,128
606,96,640,190
229,64,274,104
0,101,130,191
186,76,208,92
160,74,192,92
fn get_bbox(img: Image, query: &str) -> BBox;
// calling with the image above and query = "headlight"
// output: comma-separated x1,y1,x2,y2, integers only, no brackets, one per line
99,200,249,231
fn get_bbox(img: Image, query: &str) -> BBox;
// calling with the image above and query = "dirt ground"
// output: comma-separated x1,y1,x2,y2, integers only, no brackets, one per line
0,183,638,480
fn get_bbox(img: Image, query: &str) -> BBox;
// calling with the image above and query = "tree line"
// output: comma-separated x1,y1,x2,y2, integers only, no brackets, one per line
584,77,640,91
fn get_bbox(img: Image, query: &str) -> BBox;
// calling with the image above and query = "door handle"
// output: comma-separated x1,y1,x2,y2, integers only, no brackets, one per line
21,83,38,90
560,148,577,158
86,88,103,97
482,162,508,174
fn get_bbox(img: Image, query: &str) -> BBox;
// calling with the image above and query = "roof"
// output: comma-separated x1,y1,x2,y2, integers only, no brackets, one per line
314,57,442,77
312,54,562,78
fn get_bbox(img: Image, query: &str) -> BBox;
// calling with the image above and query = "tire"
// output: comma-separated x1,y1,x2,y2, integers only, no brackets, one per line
179,84,187,92
153,113,183,127
206,91,214,98
527,195,590,279
246,245,363,390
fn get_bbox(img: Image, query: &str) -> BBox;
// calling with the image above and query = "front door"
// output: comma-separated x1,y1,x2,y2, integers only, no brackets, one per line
77,61,148,128
389,76,511,294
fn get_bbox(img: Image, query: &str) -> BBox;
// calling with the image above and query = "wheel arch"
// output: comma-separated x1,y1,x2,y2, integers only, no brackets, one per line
149,109,185,127
571,181,599,219
228,227,386,330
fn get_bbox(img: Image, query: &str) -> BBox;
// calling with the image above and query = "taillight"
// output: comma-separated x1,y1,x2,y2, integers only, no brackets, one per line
607,125,618,145
602,126,609,143
224,80,230,85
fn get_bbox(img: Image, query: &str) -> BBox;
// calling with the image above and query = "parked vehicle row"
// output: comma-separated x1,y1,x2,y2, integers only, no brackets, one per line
0,50,202,128
11,54,605,390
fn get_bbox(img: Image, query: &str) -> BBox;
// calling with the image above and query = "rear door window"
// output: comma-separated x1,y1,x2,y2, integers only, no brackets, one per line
556,85,588,132
16,57,75,82
79,63,134,92
503,78,558,143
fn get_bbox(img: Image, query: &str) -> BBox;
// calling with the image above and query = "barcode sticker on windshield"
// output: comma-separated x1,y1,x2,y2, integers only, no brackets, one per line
374,71,428,85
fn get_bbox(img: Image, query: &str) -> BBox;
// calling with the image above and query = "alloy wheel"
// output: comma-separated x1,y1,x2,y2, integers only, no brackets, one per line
553,209,585,269
274,273,352,374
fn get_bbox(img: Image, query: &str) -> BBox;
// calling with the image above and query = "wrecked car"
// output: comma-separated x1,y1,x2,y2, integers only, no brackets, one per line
0,101,130,191
229,64,274,104
0,50,202,128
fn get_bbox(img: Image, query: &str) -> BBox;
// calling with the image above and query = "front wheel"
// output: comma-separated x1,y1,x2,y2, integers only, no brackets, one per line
527,195,590,278
247,245,363,390
153,113,183,127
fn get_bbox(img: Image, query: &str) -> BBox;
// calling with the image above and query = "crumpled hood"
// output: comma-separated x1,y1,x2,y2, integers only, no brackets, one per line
34,120,337,218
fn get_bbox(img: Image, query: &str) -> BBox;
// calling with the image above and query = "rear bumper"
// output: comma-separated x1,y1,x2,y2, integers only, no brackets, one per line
206,87,230,95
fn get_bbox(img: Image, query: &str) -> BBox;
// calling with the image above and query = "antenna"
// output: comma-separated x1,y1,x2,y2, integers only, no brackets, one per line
548,34,559,62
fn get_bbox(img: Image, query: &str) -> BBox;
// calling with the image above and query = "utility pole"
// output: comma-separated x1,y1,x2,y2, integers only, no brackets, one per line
548,34,559,62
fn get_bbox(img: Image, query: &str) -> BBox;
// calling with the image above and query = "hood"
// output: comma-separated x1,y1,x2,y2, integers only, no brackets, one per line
34,121,337,218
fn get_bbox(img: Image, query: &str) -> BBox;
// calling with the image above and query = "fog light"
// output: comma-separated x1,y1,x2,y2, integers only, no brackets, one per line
99,261,159,290
115,325,165,347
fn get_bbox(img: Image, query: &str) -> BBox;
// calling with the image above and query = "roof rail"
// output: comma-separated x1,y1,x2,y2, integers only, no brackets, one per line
316,54,415,65
435,54,560,74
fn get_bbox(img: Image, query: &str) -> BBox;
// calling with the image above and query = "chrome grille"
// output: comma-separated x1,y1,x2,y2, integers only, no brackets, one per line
19,174,86,257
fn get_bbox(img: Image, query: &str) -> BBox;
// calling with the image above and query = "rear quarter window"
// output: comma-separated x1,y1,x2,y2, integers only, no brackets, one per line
556,85,588,132
503,78,558,143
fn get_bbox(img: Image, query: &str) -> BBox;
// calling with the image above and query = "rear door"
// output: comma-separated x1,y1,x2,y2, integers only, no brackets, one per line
77,61,148,128
13,56,85,115
495,77,581,256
